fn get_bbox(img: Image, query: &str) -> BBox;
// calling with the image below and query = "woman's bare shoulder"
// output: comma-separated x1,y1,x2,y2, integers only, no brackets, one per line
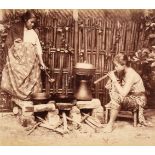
126,67,141,81
125,67,139,79
127,67,137,73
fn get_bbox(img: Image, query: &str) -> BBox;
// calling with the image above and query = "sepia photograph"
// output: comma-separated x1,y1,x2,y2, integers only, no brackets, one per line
0,1,155,147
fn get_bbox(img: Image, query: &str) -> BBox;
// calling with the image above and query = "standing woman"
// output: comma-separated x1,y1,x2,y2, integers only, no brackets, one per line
104,53,149,133
1,10,46,100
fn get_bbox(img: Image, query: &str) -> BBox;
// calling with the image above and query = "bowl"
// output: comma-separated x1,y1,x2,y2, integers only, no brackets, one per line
31,92,51,101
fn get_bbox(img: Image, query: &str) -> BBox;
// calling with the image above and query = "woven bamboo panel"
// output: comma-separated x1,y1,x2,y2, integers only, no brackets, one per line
0,10,146,110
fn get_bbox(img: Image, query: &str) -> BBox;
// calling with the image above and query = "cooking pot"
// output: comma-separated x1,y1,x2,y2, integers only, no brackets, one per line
31,92,51,101
53,93,75,103
74,62,95,75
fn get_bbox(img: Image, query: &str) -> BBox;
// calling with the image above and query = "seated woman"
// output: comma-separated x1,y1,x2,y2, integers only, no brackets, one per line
104,53,148,133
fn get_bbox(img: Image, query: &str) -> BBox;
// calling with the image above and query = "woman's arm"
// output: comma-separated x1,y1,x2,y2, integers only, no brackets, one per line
5,28,14,50
35,33,47,70
37,53,47,70
108,71,134,97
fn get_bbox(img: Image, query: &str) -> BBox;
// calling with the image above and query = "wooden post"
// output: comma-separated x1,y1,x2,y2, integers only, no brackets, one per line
0,10,4,22
62,111,68,133
73,10,78,64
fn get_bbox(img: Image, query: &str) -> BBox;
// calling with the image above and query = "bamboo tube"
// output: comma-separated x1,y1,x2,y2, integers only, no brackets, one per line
94,70,116,84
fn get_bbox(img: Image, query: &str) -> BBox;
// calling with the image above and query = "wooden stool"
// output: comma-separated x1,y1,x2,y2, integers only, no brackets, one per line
105,106,138,127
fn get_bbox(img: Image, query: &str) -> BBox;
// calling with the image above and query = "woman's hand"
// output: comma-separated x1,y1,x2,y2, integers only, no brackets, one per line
14,38,22,43
40,63,47,70
108,71,117,82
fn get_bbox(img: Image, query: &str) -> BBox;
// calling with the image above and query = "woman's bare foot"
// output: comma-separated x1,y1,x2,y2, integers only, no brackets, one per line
103,124,113,133
139,121,154,127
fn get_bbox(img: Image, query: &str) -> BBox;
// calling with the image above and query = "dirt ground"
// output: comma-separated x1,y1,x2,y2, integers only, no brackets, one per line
0,108,155,146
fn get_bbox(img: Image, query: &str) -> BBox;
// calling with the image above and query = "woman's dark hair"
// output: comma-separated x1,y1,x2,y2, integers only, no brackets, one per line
21,10,36,23
114,53,130,67
114,53,130,83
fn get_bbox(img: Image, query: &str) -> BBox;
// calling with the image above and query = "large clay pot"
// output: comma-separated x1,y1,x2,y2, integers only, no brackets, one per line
74,80,92,101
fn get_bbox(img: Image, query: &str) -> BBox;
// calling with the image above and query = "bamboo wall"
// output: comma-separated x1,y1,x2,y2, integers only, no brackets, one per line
37,14,145,105
0,10,146,110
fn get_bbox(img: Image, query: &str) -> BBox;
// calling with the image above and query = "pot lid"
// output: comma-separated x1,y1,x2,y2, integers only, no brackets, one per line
74,62,95,69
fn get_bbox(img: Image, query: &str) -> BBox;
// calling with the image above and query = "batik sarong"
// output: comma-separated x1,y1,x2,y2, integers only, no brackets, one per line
1,41,42,100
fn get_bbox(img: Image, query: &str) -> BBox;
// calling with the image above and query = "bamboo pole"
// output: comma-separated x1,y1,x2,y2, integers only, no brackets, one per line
91,18,94,63
73,10,78,64
84,18,88,62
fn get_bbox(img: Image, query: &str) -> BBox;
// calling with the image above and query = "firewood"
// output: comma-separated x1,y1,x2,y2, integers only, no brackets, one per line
27,122,41,135
66,116,81,127
82,113,103,128
13,106,20,115
36,116,46,123
86,117,103,128
62,112,68,133
46,111,62,128
80,115,90,123
34,103,55,112
39,123,64,135
84,119,96,129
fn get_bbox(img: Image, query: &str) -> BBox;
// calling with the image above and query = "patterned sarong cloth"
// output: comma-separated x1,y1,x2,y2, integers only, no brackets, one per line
1,41,42,100
105,79,147,124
